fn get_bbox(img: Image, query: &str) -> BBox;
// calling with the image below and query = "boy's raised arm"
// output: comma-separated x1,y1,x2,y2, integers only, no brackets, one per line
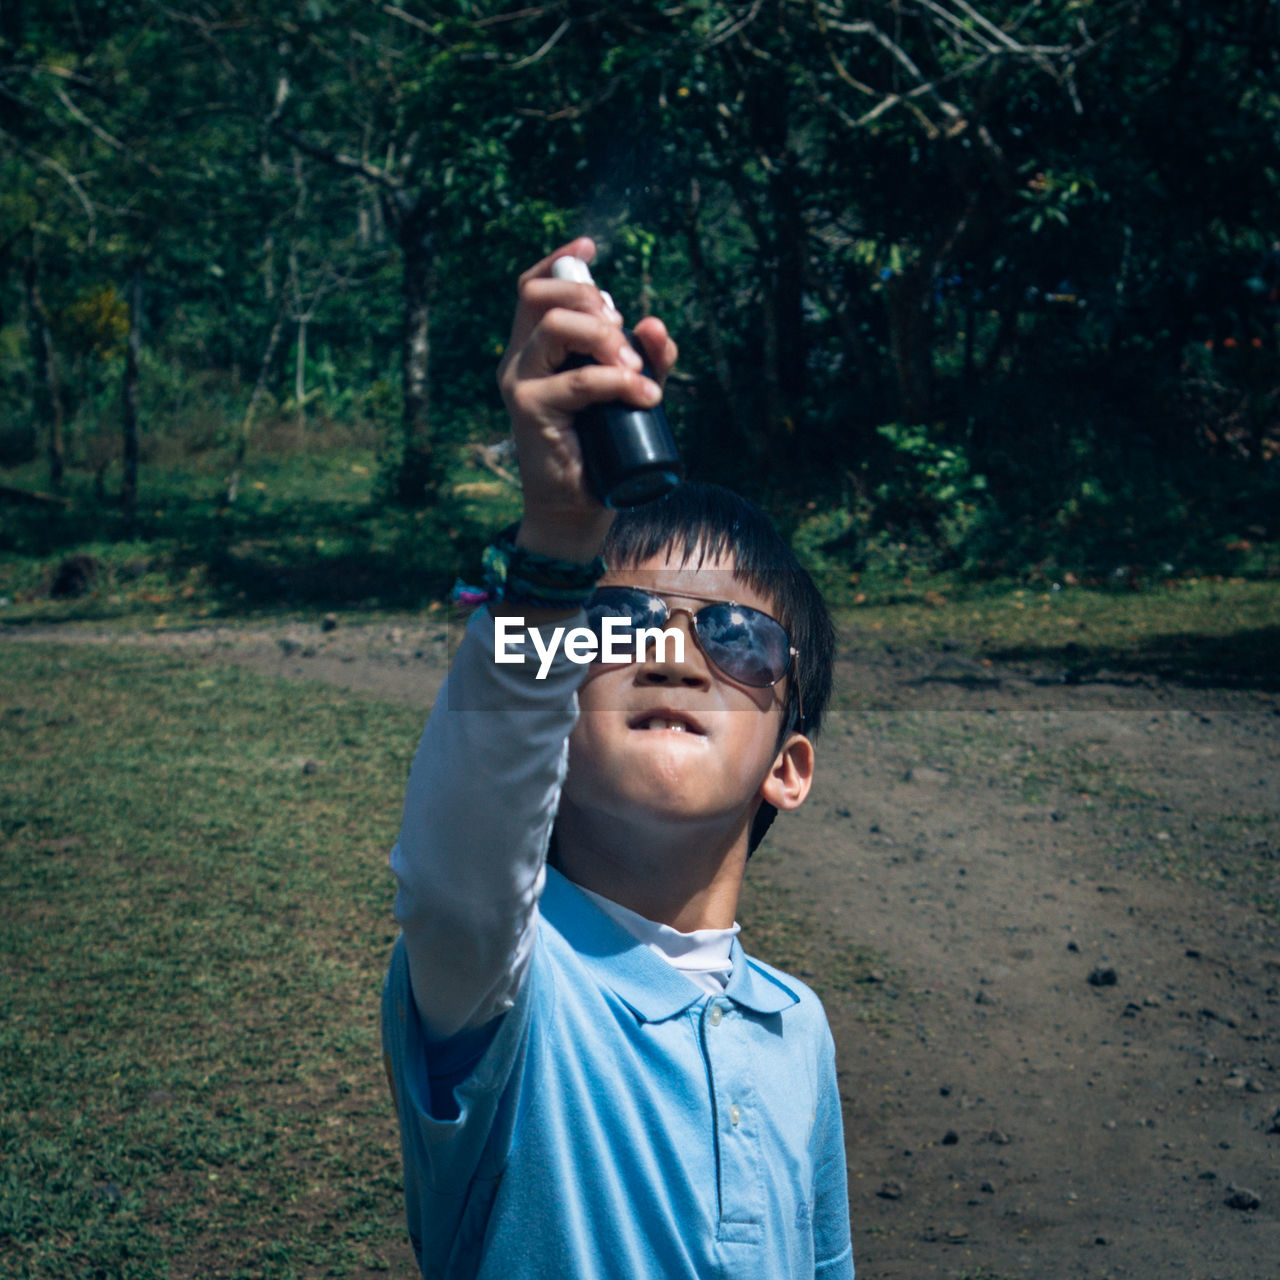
390,239,676,1041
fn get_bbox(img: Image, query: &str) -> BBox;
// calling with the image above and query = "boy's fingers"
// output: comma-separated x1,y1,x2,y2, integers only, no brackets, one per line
516,237,597,291
506,267,619,357
513,308,642,382
519,278,623,326
501,239,675,424
510,363,662,424
508,237,596,345
630,316,678,385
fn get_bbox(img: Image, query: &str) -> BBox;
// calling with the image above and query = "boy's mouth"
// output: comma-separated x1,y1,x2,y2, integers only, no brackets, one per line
627,710,705,735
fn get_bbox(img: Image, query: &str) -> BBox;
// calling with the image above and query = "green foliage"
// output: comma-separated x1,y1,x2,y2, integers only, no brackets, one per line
871,423,989,550
790,424,992,595
58,284,130,359
790,502,866,606
0,0,1276,577
1014,167,1104,234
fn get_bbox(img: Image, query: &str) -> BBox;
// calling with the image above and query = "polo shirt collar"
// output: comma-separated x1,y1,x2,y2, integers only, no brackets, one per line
725,938,801,1015
541,867,799,1022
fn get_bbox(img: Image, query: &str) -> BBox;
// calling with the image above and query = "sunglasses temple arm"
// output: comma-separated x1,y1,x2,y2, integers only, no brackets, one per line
791,650,803,732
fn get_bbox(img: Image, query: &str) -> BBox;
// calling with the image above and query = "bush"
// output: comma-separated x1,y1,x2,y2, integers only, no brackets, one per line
790,423,993,594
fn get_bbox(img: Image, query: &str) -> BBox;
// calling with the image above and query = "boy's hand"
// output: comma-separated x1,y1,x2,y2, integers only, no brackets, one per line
497,237,678,563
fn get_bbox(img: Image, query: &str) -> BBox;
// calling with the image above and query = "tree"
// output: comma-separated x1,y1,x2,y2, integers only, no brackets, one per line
204,1,567,504
1,1,265,512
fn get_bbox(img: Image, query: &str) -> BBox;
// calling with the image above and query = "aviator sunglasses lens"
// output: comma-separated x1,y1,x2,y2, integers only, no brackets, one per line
695,604,791,687
584,588,664,635
585,589,791,688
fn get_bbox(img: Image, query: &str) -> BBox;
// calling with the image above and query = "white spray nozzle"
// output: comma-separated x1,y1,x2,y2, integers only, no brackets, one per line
551,255,617,315
551,256,594,285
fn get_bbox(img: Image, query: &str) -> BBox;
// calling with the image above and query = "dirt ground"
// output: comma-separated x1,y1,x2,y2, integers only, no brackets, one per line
10,615,1279,1280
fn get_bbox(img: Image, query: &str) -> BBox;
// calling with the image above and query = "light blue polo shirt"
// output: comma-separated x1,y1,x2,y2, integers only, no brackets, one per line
382,867,854,1279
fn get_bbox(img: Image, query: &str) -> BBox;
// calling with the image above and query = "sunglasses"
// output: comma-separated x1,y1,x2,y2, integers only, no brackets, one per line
583,585,802,722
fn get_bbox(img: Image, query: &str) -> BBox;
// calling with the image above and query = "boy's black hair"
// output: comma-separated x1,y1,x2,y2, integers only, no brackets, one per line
604,482,835,854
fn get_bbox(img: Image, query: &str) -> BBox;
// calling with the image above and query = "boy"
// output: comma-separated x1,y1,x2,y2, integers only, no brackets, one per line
382,239,853,1278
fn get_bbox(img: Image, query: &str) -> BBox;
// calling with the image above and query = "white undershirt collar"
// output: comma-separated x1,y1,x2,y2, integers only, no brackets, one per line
576,884,740,995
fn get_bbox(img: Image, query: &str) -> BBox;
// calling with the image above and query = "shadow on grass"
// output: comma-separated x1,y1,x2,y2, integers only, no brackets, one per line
193,535,459,609
2,482,490,614
987,626,1280,692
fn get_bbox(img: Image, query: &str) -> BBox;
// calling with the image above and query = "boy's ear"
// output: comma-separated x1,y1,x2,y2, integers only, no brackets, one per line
760,732,815,813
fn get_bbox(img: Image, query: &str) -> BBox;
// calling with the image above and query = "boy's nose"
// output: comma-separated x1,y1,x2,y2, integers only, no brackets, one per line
635,608,711,687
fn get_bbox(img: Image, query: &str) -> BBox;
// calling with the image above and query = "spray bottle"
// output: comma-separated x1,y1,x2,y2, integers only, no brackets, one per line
550,255,683,508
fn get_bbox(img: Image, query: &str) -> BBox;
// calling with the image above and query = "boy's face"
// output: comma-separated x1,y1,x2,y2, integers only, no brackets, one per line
560,549,810,838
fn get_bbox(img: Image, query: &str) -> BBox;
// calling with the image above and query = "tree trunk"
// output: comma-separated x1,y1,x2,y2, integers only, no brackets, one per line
24,247,65,487
771,162,807,417
395,198,437,505
759,281,784,458
0,0,25,50
884,184,991,425
225,303,286,505
682,182,743,428
1108,223,1134,357
885,264,935,423
807,261,876,401
981,303,1021,379
295,315,308,438
262,231,276,302
962,294,976,394
719,186,780,464
121,262,143,521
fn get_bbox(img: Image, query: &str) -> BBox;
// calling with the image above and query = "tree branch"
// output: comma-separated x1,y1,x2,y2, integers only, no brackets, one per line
0,127,97,240
509,17,570,70
707,0,765,49
516,73,624,121
380,4,447,43
475,6,556,28
52,84,166,178
273,124,403,191
801,0,1124,138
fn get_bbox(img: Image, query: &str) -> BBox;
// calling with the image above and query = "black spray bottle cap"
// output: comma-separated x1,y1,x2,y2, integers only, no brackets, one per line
551,255,683,509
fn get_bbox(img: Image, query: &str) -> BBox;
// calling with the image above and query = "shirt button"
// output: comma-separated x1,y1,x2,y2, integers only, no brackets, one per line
729,1103,741,1127
708,1004,723,1026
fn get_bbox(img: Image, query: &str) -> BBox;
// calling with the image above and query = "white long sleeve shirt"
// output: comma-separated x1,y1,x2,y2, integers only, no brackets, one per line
390,607,738,1039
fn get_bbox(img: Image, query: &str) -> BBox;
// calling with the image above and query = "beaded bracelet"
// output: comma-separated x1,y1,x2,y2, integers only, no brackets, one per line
451,524,605,610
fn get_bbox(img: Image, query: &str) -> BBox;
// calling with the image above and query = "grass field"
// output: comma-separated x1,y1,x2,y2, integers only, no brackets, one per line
0,644,420,1278
0,640,886,1277
843,577,1280,690
0,450,517,629
2,452,1278,1274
